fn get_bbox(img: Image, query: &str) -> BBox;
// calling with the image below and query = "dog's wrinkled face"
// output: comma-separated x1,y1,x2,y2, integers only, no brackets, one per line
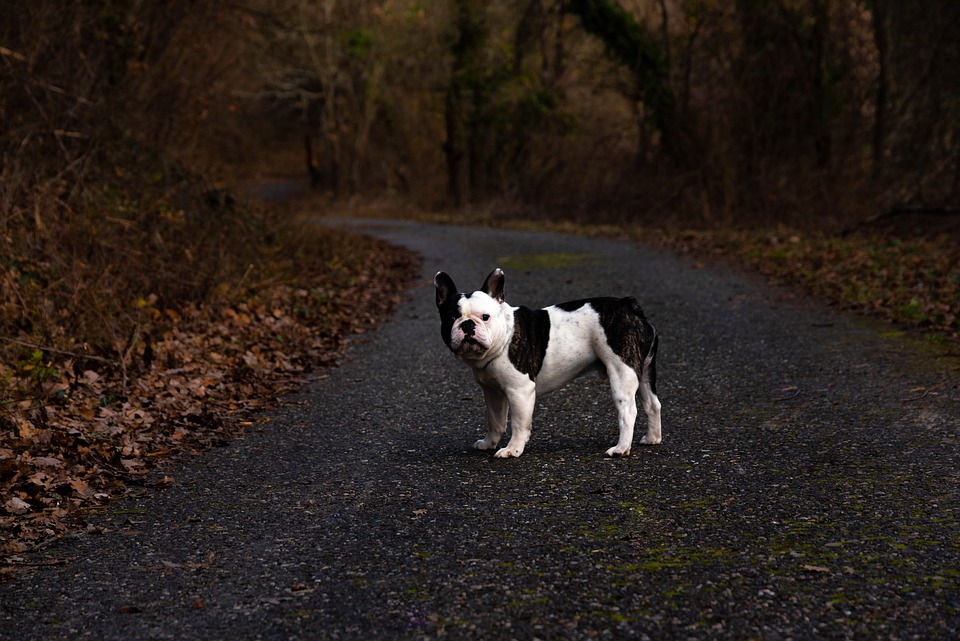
435,269,509,362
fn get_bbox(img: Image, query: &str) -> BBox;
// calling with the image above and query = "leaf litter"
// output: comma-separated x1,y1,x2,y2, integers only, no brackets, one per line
1,233,419,575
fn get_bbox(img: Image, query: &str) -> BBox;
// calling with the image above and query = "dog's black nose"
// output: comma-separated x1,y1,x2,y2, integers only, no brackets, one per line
460,319,476,336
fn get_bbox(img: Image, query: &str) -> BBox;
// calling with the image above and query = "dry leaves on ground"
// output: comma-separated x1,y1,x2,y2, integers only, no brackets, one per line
1,240,419,574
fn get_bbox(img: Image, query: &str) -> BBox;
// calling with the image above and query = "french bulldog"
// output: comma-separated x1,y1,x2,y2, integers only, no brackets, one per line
434,268,661,458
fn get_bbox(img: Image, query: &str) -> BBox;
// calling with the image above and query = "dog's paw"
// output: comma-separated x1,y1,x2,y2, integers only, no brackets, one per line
639,434,661,445
473,438,499,451
494,446,523,458
605,445,631,457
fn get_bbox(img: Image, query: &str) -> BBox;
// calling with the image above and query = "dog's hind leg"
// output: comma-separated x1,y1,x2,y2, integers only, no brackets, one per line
637,335,662,445
605,361,640,457
637,379,662,445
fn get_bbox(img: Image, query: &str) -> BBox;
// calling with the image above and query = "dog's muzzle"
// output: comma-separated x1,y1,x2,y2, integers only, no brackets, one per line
460,319,477,336
452,321,486,356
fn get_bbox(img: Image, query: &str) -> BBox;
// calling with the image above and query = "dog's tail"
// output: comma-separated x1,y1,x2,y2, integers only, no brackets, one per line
644,324,659,396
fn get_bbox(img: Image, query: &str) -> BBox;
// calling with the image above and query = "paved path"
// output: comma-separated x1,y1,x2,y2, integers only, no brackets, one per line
2,220,958,640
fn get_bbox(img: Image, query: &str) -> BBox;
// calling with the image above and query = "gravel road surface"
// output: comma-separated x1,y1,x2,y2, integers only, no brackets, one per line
2,220,958,640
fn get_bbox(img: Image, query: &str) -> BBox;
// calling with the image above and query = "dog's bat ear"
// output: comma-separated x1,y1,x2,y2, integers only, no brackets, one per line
434,272,457,308
482,268,505,303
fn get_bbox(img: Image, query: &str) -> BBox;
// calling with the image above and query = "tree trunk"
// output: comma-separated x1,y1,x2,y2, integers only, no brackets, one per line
870,0,889,181
444,0,483,207
811,0,832,168
445,81,469,207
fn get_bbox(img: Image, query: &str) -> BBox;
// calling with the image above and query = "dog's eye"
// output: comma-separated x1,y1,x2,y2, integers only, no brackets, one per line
481,314,490,321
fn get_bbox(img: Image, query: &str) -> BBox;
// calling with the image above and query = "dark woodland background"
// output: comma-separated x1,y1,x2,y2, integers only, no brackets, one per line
4,0,958,230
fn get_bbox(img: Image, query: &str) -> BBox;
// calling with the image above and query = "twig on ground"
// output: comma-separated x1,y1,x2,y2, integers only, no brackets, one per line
775,387,801,402
0,336,116,365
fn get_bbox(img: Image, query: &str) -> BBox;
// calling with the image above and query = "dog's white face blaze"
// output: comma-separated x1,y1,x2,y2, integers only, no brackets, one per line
447,292,510,362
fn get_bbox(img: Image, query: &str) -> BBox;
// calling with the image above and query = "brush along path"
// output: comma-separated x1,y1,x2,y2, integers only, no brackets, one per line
1,220,957,640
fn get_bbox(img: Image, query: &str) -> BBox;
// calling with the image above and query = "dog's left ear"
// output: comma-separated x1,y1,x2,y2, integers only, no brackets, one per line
435,272,458,308
481,268,505,303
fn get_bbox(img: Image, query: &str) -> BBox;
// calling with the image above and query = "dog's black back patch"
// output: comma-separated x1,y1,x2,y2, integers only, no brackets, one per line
555,299,590,313
509,306,550,380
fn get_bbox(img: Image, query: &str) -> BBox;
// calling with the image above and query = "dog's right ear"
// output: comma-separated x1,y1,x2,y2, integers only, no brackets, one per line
434,272,458,309
481,268,505,303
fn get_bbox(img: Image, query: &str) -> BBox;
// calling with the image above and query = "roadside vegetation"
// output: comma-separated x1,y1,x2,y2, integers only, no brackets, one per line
2,0,957,569
655,227,960,345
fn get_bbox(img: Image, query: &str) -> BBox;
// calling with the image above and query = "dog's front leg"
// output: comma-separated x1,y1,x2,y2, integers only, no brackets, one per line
475,383,507,451
495,385,536,458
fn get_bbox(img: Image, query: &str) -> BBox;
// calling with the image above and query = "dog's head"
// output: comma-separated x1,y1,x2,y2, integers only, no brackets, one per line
434,268,510,362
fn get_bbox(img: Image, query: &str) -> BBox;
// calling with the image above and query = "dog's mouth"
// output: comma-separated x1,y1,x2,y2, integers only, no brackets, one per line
455,336,485,355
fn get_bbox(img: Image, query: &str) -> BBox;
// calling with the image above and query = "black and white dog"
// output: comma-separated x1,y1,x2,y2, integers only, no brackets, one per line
434,268,661,458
